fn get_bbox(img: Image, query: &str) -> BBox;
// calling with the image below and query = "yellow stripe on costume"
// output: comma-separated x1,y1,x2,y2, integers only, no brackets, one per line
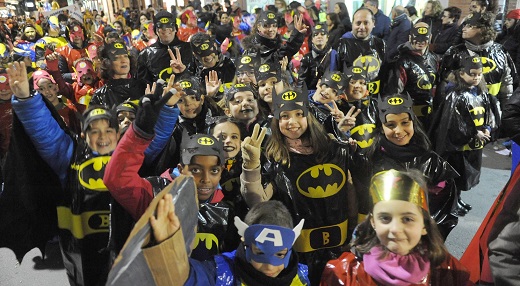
57,206,110,239
293,219,348,253
487,82,501,96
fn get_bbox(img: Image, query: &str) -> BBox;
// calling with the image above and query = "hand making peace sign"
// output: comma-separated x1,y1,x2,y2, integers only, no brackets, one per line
326,103,361,133
168,47,186,74
241,124,267,170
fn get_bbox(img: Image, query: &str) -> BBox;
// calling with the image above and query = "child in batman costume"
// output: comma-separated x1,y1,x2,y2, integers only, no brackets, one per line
6,62,183,285
210,116,250,220
104,89,239,260
143,199,310,285
240,86,358,285
320,169,472,286
430,55,500,217
352,93,459,239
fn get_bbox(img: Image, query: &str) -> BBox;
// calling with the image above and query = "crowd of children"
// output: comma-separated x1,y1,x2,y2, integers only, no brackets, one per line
0,0,519,285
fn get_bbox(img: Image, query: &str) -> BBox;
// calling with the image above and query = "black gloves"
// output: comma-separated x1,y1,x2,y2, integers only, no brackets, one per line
133,81,177,138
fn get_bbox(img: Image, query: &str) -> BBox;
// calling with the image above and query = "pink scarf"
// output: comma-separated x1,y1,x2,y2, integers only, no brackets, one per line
363,246,430,286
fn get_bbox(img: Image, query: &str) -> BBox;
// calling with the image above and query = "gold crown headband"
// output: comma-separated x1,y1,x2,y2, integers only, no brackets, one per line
369,169,428,211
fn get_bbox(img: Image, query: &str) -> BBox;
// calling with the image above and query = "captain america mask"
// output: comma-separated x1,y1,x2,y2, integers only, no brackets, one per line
235,217,304,267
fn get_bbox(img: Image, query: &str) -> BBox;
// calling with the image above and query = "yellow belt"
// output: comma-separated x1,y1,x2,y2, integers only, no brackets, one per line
413,104,432,117
293,219,348,253
57,206,110,239
487,82,501,96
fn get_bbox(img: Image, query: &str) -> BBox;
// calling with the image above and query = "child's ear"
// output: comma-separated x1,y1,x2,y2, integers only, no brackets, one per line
421,227,427,236
224,108,232,117
370,214,375,229
81,132,85,139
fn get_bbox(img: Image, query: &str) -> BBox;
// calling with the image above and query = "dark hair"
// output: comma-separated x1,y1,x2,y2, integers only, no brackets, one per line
245,201,294,228
353,7,375,21
20,24,42,42
97,40,137,80
449,67,488,94
366,111,432,160
190,32,212,47
266,112,331,166
473,0,496,13
327,13,342,29
57,14,68,22
405,6,418,17
444,6,462,22
210,117,243,140
478,12,497,42
335,2,351,19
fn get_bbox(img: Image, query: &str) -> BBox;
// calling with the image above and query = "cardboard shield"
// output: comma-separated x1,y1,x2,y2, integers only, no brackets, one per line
106,175,198,285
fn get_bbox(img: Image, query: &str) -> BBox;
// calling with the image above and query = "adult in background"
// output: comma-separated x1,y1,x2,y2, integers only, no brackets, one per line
430,6,461,56
452,0,496,46
338,8,386,97
326,13,345,49
496,8,520,84
137,11,192,84
384,23,439,129
418,0,443,39
334,2,352,33
362,0,390,40
438,11,515,111
405,5,420,24
385,5,412,61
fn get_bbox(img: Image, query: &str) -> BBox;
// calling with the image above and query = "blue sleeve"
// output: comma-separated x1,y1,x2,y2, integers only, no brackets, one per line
144,104,179,164
11,93,74,186
184,258,217,286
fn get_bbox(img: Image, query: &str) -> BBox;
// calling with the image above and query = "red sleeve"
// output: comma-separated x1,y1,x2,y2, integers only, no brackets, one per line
104,124,155,221
48,69,75,102
320,252,377,286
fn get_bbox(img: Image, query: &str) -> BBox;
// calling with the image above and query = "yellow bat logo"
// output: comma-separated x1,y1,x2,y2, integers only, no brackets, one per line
114,43,124,49
267,13,276,19
72,156,111,191
480,57,496,74
417,27,428,34
387,97,403,105
159,18,170,24
282,91,297,100
353,55,380,74
89,108,107,117
350,124,376,148
235,83,246,88
258,64,270,73
193,233,219,250
200,43,209,51
352,67,363,74
241,56,252,64
180,81,192,89
198,137,215,145
296,164,346,198
331,74,342,82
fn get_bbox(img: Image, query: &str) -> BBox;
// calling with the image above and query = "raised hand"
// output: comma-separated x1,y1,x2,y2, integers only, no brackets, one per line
280,56,288,72
150,194,180,243
168,47,186,74
163,74,183,106
134,78,179,135
7,62,30,99
293,14,308,34
335,105,362,133
241,124,267,169
205,70,221,98
45,50,60,71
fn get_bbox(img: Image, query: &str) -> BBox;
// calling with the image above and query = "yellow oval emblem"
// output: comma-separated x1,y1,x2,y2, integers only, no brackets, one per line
159,18,170,24
258,64,270,73
122,103,133,108
417,27,428,34
387,97,404,105
180,81,192,89
79,62,87,68
331,74,342,82
200,43,209,51
267,13,276,19
235,83,246,88
296,164,346,198
282,91,297,100
472,57,481,63
315,25,322,29
0,75,6,83
241,56,252,64
114,43,124,49
74,26,79,31
352,67,363,74
198,137,214,146
90,108,107,116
